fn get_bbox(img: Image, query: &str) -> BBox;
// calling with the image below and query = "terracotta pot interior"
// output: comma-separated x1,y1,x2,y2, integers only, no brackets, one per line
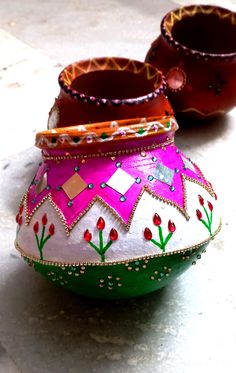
171,12,236,54
70,69,156,99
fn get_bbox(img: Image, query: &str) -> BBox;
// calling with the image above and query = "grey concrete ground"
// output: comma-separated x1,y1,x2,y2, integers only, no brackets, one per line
0,0,236,372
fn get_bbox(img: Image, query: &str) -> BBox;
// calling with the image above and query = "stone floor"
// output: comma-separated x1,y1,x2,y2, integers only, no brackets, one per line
0,0,236,372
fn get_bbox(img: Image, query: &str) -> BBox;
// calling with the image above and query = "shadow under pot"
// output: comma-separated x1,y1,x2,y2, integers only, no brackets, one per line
145,5,236,119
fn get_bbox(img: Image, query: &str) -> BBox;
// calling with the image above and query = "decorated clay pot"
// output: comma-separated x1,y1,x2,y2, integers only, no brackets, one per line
145,5,236,119
15,57,221,299
48,57,172,127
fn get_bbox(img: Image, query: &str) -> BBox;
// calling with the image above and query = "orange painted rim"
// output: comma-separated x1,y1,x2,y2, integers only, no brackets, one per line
36,115,178,149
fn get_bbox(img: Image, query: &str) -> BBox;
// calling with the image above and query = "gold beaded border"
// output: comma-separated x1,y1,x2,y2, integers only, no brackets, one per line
183,175,215,197
181,155,216,197
15,219,221,267
23,171,214,236
42,139,174,161
23,186,187,236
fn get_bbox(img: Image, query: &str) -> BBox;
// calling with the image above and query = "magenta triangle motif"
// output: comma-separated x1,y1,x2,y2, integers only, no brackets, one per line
25,144,215,234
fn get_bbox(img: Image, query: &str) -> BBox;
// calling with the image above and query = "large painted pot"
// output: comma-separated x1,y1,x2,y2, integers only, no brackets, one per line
15,57,221,299
145,5,236,119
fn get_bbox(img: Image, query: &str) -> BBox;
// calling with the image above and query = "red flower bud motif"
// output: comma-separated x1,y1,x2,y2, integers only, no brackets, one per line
168,220,176,233
144,227,153,240
19,205,24,215
153,213,162,226
16,213,19,223
214,193,217,201
207,201,213,211
97,217,105,231
84,229,92,242
109,228,118,241
198,195,204,206
42,213,48,226
18,216,23,226
49,224,55,236
33,221,39,234
196,209,202,220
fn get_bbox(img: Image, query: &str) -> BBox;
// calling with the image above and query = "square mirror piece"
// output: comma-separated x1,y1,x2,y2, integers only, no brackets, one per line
106,168,135,195
154,163,174,185
62,173,87,200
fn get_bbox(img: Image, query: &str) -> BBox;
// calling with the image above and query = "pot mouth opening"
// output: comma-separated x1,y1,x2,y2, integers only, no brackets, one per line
58,57,165,106
161,5,236,59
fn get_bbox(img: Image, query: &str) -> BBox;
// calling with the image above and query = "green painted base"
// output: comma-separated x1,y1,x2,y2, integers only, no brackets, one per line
23,244,208,299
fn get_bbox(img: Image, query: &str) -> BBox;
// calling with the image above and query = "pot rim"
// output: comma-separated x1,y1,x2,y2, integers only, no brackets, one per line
58,57,166,107
161,4,236,60
36,115,178,150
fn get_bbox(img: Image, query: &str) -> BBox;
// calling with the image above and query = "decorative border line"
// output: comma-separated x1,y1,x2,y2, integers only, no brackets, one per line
15,219,222,267
58,57,166,106
179,107,226,117
23,174,215,236
36,116,177,149
183,172,215,198
42,139,174,161
161,5,236,60
24,186,187,236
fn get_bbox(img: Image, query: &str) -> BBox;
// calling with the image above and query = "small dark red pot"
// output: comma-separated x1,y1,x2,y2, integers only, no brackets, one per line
48,57,173,128
145,5,236,119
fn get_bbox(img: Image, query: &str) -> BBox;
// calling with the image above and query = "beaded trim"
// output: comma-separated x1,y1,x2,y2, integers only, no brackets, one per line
42,139,174,161
162,5,236,60
58,57,166,106
36,116,177,150
23,173,215,236
14,219,221,267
